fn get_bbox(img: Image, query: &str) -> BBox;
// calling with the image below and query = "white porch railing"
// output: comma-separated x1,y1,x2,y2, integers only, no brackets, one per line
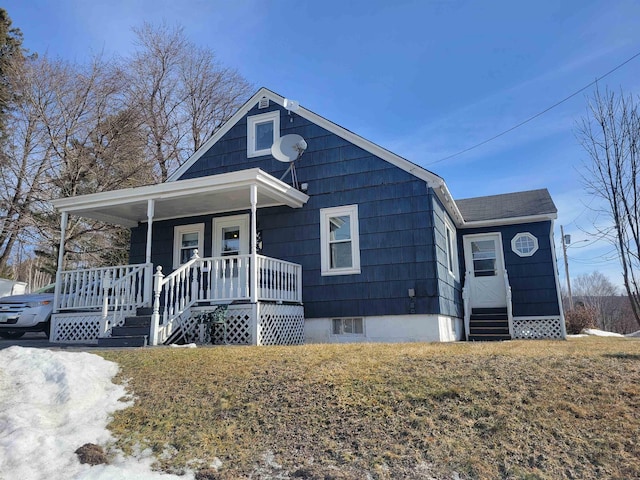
151,252,303,345
54,263,152,313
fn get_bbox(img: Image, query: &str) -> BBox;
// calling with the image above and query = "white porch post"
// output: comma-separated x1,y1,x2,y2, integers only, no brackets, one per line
53,211,68,314
250,184,259,345
145,199,155,307
146,199,155,264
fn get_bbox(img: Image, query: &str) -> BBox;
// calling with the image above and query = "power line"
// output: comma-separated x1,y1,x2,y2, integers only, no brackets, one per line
426,50,640,166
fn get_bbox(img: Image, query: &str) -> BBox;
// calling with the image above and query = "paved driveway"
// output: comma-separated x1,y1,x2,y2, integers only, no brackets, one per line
0,332,97,351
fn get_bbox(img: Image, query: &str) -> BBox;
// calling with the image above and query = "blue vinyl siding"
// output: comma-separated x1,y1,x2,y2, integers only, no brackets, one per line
459,221,560,316
132,102,443,319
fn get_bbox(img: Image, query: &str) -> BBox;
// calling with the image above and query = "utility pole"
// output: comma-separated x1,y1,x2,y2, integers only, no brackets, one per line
560,225,573,309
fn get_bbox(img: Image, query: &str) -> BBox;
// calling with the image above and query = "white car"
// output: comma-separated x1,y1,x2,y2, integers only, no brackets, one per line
0,284,55,339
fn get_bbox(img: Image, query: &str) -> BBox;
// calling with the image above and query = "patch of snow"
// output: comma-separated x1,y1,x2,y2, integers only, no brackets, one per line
0,346,194,480
169,343,197,348
583,328,624,337
625,330,640,338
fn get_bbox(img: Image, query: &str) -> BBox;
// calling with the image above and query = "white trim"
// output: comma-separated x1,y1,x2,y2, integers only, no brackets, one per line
549,220,567,338
462,213,557,228
320,204,361,276
511,232,539,257
173,223,204,269
444,216,458,278
51,168,309,227
166,88,466,225
247,110,280,158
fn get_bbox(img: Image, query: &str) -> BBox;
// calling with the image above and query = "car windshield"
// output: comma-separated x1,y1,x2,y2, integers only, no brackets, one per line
34,284,56,294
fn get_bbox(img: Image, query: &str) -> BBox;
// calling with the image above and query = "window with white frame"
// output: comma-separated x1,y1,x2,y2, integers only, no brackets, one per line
247,110,280,157
332,317,364,335
173,223,204,268
320,205,361,276
444,220,458,277
511,232,539,257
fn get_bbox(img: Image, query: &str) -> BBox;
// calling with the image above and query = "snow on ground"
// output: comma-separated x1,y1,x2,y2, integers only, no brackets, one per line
0,346,195,480
583,328,625,337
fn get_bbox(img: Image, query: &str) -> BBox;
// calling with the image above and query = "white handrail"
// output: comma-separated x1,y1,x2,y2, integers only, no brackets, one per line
99,263,153,337
462,271,471,339
504,269,514,338
149,253,303,345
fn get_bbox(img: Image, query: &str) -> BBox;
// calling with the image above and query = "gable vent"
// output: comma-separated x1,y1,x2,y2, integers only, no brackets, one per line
258,97,269,109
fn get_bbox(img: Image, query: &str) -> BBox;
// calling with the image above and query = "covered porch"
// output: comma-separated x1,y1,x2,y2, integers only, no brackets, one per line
49,168,309,346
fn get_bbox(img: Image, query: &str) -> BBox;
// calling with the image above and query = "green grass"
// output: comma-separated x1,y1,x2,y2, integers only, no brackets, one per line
98,337,640,479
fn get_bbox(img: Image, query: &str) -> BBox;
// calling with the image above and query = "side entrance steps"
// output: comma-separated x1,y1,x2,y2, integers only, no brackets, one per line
468,307,511,341
96,307,153,347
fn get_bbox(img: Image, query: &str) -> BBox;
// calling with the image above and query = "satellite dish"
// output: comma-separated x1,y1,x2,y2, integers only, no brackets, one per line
283,98,300,112
271,134,307,163
272,134,308,189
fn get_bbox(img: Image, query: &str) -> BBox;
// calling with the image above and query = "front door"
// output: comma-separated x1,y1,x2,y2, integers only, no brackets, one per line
212,214,250,299
463,233,506,309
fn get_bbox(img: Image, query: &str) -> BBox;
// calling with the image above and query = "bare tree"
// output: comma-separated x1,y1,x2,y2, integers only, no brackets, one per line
127,23,252,181
0,56,52,271
577,87,640,329
572,271,618,331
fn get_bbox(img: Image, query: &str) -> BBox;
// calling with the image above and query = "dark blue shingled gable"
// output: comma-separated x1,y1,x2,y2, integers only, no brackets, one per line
131,102,445,319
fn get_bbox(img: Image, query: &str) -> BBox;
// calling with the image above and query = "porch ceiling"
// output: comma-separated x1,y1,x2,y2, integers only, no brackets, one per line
50,168,309,227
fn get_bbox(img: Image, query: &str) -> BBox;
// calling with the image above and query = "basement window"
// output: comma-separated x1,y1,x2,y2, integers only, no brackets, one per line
247,110,280,157
332,317,364,335
511,232,539,257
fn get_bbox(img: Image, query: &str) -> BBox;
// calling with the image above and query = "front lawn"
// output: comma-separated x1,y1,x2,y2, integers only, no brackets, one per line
99,337,640,479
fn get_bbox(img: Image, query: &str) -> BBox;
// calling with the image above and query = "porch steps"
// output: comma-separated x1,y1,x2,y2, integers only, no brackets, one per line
97,310,151,348
468,307,511,341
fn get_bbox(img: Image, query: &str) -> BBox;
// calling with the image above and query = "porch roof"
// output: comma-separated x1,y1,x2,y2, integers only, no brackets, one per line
50,168,310,227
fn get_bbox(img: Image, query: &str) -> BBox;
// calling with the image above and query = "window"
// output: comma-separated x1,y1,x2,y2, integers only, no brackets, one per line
444,221,458,277
247,111,280,157
471,239,497,277
332,317,364,335
320,205,361,276
173,224,204,268
511,232,539,257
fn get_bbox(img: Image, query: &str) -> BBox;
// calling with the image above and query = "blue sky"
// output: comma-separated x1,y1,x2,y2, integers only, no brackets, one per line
5,0,640,290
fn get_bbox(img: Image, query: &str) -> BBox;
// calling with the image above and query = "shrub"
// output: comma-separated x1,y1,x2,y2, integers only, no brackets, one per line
565,304,598,334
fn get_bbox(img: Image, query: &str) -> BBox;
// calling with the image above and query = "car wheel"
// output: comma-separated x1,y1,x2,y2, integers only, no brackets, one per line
0,331,25,339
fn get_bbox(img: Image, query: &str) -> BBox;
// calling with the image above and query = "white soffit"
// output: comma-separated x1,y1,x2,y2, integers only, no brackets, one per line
50,168,309,227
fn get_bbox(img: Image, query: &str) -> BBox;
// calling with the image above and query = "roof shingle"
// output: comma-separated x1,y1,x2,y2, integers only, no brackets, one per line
455,188,557,223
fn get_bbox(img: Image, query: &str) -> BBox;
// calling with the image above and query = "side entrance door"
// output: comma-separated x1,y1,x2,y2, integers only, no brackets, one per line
212,214,250,299
462,233,507,309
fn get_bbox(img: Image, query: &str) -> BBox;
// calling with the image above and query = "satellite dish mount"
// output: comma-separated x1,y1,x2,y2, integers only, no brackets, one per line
271,133,308,189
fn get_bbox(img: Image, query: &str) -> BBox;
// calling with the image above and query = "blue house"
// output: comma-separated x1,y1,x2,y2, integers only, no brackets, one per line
49,88,565,346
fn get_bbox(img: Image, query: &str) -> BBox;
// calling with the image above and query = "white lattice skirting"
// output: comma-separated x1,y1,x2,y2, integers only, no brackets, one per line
259,303,304,345
51,313,102,344
187,303,304,345
512,316,565,339
187,304,255,345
